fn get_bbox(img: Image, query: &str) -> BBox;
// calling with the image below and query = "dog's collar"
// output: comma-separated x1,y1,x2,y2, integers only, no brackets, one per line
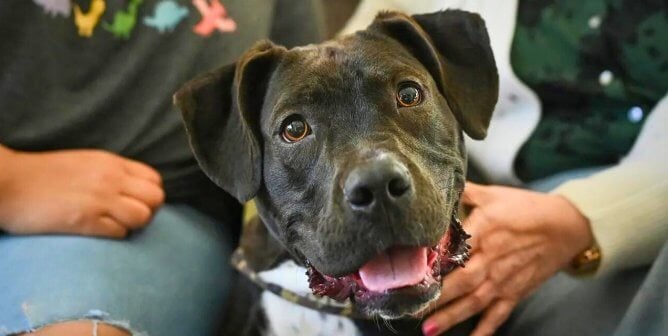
231,248,366,318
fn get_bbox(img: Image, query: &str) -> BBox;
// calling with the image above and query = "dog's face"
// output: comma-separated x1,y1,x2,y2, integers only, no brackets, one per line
175,10,497,319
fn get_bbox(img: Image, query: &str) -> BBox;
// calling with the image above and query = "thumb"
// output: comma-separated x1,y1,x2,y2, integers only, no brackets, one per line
462,181,487,207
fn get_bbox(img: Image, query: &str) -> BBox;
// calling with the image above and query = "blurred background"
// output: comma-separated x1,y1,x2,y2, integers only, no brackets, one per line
321,0,360,37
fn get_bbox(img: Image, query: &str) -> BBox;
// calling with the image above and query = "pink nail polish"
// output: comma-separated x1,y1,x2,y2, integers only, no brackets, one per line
422,321,440,336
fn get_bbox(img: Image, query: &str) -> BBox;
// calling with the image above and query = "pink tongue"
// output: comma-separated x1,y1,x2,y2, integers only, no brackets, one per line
358,246,429,292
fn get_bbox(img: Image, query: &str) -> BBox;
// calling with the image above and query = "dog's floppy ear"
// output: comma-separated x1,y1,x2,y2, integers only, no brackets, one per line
369,10,498,139
174,41,286,202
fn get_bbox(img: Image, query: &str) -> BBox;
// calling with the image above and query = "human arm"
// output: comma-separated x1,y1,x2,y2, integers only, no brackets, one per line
422,95,668,335
552,94,668,275
337,0,452,35
0,144,165,238
0,145,15,206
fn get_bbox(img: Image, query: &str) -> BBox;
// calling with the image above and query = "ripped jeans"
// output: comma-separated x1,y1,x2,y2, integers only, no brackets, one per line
0,204,234,336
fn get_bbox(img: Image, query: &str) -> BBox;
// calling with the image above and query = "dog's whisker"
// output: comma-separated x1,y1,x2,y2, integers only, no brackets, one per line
383,318,399,334
410,313,424,330
411,221,424,246
373,314,381,331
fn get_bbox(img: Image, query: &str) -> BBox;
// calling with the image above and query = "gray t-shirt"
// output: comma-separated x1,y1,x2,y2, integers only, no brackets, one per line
0,0,324,225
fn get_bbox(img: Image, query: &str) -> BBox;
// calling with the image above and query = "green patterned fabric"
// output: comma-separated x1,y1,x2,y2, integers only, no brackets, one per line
511,0,667,181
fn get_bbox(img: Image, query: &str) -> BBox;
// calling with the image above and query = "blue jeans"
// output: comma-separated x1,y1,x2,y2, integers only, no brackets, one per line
0,204,234,336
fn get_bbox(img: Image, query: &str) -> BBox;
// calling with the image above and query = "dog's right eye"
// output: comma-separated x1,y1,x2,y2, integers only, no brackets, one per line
396,82,422,107
281,115,311,143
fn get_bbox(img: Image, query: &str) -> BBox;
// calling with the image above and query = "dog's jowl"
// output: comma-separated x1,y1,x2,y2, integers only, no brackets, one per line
175,9,498,336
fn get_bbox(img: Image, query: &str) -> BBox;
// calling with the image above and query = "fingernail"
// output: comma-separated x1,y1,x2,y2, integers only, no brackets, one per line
422,320,440,336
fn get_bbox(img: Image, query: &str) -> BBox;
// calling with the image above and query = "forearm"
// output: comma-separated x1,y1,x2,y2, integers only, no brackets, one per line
0,144,19,230
338,0,451,35
553,163,668,276
553,94,668,276
0,144,16,205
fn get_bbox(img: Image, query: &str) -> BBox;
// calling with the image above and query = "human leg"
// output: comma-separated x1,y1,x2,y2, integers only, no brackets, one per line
0,204,234,336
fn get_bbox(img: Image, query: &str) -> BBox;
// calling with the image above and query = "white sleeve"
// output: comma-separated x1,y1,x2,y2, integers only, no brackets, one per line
337,0,467,35
553,94,668,276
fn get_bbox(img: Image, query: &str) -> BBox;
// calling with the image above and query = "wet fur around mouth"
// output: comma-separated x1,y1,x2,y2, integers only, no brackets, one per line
175,9,498,336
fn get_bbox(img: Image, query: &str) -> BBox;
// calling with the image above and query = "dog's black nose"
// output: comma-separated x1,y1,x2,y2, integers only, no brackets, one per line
344,154,413,211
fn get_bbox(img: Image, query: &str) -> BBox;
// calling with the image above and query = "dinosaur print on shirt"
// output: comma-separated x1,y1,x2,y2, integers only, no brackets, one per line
192,0,236,36
34,0,239,39
74,0,107,37
102,0,144,39
143,0,190,33
33,0,70,17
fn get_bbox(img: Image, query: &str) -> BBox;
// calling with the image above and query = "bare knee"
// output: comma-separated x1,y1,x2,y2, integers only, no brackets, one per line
19,320,130,336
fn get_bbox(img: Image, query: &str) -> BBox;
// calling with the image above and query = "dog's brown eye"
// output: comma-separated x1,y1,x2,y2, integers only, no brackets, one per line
281,115,310,143
397,83,422,107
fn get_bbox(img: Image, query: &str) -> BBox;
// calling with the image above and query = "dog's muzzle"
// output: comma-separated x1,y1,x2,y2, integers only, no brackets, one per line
306,215,471,303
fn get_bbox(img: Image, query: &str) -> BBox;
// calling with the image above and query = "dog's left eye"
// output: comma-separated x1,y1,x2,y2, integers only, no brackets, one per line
396,83,422,107
281,115,311,143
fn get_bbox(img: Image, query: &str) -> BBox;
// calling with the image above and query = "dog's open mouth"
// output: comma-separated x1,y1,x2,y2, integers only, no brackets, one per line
306,217,471,308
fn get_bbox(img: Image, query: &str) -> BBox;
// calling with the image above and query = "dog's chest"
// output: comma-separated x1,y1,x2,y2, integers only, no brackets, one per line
258,261,361,336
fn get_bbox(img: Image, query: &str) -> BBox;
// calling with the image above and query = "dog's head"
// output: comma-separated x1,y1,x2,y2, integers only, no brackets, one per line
175,10,497,319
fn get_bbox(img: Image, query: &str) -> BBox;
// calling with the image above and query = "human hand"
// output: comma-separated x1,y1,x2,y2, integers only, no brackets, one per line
421,182,593,336
0,147,164,238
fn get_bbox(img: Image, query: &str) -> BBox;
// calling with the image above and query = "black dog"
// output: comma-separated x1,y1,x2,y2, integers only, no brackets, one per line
175,9,498,336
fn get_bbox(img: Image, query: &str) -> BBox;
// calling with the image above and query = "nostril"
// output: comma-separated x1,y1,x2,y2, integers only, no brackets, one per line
388,177,410,198
347,186,374,207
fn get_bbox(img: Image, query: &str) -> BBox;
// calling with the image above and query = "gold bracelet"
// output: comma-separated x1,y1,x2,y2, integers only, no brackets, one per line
570,245,602,275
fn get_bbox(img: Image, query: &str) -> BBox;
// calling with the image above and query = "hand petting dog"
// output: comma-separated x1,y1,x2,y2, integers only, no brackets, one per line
422,182,593,336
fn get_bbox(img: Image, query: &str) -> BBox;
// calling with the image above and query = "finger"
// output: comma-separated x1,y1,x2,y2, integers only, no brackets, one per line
462,182,486,207
123,159,162,186
423,281,497,335
121,176,165,209
470,299,516,336
81,216,128,238
107,196,154,229
463,208,486,252
433,253,488,307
